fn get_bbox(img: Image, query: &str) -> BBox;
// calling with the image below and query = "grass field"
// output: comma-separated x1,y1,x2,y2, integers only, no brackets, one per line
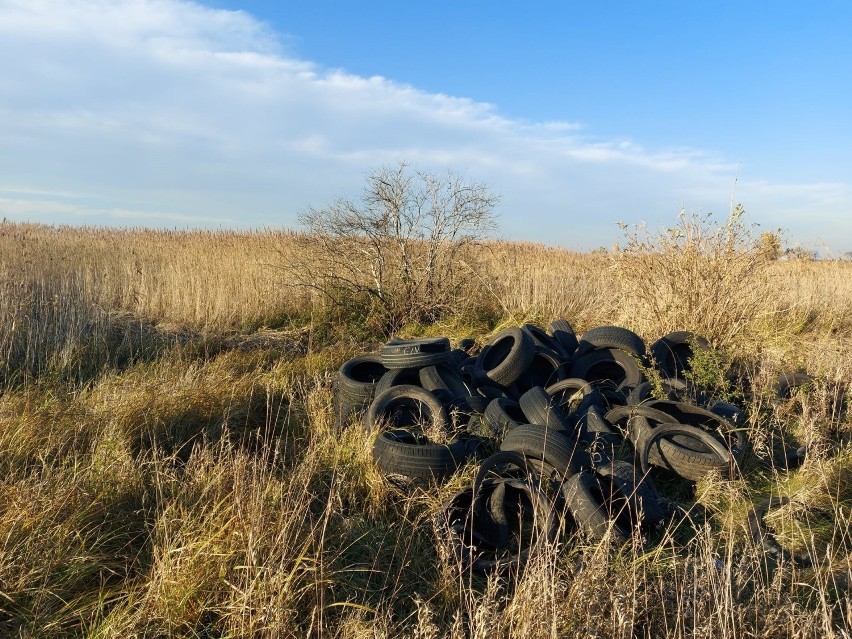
0,218,850,638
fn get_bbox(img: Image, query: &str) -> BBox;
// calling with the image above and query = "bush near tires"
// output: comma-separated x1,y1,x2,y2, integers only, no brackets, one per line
334,321,809,575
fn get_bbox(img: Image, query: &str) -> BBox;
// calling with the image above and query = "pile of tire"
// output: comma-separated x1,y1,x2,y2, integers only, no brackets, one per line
334,321,750,573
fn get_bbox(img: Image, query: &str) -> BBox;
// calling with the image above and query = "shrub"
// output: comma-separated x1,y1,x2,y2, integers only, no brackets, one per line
611,206,775,347
280,161,500,335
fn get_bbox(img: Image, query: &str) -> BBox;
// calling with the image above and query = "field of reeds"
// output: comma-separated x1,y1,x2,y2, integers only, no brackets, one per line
0,216,850,638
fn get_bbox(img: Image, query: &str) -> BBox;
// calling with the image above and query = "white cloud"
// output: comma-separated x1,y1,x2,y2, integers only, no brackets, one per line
0,0,849,251
0,195,231,225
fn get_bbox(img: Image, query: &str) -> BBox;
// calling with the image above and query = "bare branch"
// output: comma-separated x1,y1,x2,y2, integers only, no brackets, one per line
280,161,500,333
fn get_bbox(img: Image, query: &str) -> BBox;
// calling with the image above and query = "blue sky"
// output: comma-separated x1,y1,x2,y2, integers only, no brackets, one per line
2,0,850,252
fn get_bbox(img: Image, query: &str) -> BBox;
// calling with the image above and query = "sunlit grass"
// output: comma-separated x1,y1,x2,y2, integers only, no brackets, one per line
0,220,850,637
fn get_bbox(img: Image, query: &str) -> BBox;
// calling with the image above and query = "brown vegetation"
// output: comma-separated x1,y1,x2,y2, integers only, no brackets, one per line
0,217,850,637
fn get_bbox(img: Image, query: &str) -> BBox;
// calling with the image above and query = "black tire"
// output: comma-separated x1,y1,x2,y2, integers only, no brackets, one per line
576,325,646,358
575,404,624,457
521,323,570,360
484,398,527,437
518,386,573,435
561,471,630,544
419,363,472,401
373,429,469,480
477,385,510,400
570,348,644,390
607,403,676,425
747,497,813,567
708,400,747,427
546,378,604,427
375,367,422,395
380,337,451,369
514,348,569,393
635,423,732,480
546,378,594,412
548,319,579,356
436,478,559,573
366,385,450,433
640,400,747,466
605,404,679,439
459,360,478,387
338,354,387,402
473,451,552,494
596,459,665,527
649,331,710,379
500,423,590,476
464,395,491,415
333,378,365,430
449,348,473,366
335,357,387,429
626,378,689,406
475,327,536,388
772,372,814,400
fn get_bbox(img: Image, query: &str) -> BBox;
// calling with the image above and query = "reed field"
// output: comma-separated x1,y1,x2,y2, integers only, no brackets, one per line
0,217,850,638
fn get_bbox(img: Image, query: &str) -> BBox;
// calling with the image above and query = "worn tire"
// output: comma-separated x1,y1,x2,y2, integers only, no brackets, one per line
473,451,555,494
380,337,451,369
635,423,732,480
338,354,387,401
772,372,814,400
649,331,710,379
484,398,527,437
518,386,573,435
561,471,630,544
548,319,579,356
373,429,469,481
596,459,665,527
576,325,646,358
606,404,678,440
436,478,559,573
375,367,422,395
575,404,624,456
626,378,689,406
522,323,570,360
546,378,594,411
419,364,472,401
500,423,590,476
333,378,366,430
640,400,747,467
514,348,569,393
475,327,536,388
570,348,644,390
366,385,450,432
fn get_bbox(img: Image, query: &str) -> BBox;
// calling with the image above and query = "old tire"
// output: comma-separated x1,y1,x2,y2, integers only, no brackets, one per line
380,337,451,369
576,325,646,359
649,331,710,379
475,327,536,388
373,429,469,481
366,385,450,433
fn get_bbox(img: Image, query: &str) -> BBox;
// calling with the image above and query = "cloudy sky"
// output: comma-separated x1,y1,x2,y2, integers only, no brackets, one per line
2,0,850,252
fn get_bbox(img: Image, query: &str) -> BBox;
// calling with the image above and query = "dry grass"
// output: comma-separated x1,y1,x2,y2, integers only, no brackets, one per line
0,218,851,637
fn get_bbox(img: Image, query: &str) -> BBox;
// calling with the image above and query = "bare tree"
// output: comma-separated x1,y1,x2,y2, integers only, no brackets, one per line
281,161,500,333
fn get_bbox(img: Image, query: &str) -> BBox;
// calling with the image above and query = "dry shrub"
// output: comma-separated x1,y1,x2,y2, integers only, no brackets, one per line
282,162,500,335
610,207,775,348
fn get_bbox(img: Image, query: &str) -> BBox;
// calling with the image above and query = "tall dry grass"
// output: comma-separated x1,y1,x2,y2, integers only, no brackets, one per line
0,222,313,385
4,218,852,386
0,218,850,637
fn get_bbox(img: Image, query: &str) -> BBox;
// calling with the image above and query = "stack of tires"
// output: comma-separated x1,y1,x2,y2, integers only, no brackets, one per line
334,322,750,573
